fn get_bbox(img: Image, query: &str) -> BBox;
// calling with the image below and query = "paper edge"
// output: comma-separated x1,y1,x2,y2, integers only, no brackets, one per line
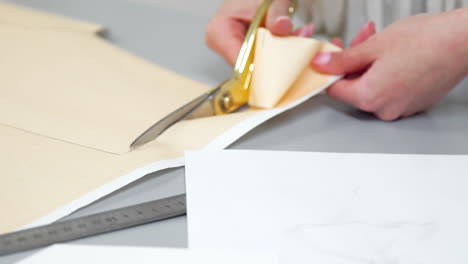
18,244,279,264
18,75,340,231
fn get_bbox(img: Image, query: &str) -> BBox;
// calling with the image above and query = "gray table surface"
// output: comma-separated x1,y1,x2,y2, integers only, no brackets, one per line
1,0,467,262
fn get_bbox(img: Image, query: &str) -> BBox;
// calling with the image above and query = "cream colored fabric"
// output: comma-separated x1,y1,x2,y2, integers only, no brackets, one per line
279,42,342,107
0,1,103,34
249,28,340,109
0,3,338,234
0,25,208,154
0,3,208,154
249,28,322,108
0,111,257,233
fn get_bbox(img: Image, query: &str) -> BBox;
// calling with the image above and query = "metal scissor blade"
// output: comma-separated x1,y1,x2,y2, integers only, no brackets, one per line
130,87,220,149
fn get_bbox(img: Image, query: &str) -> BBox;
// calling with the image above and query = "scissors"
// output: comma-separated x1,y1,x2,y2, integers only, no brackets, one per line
131,0,297,148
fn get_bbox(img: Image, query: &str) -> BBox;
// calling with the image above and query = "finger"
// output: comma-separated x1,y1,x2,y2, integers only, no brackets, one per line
326,77,362,107
206,18,247,66
266,0,293,36
375,106,402,121
350,21,376,47
293,23,315,37
332,37,345,48
269,16,293,36
310,39,377,75
402,111,417,118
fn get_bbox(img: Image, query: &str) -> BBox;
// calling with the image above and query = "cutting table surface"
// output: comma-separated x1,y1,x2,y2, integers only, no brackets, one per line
1,0,467,262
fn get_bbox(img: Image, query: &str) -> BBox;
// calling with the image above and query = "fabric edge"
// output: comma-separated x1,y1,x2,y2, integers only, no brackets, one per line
18,75,340,232
18,157,185,231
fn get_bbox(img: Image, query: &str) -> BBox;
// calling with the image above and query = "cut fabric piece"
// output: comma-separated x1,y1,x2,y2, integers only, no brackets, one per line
1,74,339,234
278,41,342,107
0,2,103,34
249,28,341,109
0,4,340,234
0,111,254,233
0,25,209,154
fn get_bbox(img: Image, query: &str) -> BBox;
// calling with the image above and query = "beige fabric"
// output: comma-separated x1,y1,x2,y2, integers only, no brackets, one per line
0,3,338,234
279,42,342,107
249,28,322,108
0,1,103,34
249,28,341,109
0,25,208,154
0,111,257,233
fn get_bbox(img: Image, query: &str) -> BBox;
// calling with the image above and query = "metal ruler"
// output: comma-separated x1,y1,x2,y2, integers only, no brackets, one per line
0,194,186,256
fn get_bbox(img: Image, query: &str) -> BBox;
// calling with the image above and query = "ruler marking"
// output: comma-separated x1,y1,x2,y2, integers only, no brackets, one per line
0,194,186,256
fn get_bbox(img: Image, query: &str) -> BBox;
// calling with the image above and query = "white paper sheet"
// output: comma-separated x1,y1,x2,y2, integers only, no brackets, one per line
185,150,468,264
17,244,277,264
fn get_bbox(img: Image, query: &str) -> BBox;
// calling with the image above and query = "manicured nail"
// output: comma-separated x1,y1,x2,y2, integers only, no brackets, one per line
275,15,290,24
298,24,315,37
332,37,344,48
312,52,332,65
294,27,304,36
364,21,376,33
273,16,292,34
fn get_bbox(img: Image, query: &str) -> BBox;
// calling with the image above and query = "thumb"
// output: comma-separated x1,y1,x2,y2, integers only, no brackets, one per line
266,0,293,36
206,17,247,66
311,41,376,75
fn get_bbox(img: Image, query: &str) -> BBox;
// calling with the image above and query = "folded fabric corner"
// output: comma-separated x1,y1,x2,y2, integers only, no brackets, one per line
249,28,341,109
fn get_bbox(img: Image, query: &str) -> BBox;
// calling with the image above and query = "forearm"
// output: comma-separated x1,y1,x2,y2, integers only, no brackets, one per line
442,8,468,75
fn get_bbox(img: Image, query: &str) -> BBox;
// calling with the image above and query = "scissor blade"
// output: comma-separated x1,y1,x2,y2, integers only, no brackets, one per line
130,87,219,149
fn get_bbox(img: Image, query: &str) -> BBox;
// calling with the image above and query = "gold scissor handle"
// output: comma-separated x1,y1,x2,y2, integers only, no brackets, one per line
214,0,297,115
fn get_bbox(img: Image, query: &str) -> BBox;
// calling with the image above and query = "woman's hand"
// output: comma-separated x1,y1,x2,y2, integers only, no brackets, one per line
312,9,468,121
206,0,314,65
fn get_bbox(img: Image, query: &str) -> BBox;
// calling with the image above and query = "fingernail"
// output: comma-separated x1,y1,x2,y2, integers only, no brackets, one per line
364,21,376,32
274,16,292,34
275,15,290,24
312,52,332,65
294,27,305,36
298,24,315,37
332,37,344,48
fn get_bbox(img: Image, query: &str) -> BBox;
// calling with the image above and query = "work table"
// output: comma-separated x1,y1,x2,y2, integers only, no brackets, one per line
1,0,467,262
